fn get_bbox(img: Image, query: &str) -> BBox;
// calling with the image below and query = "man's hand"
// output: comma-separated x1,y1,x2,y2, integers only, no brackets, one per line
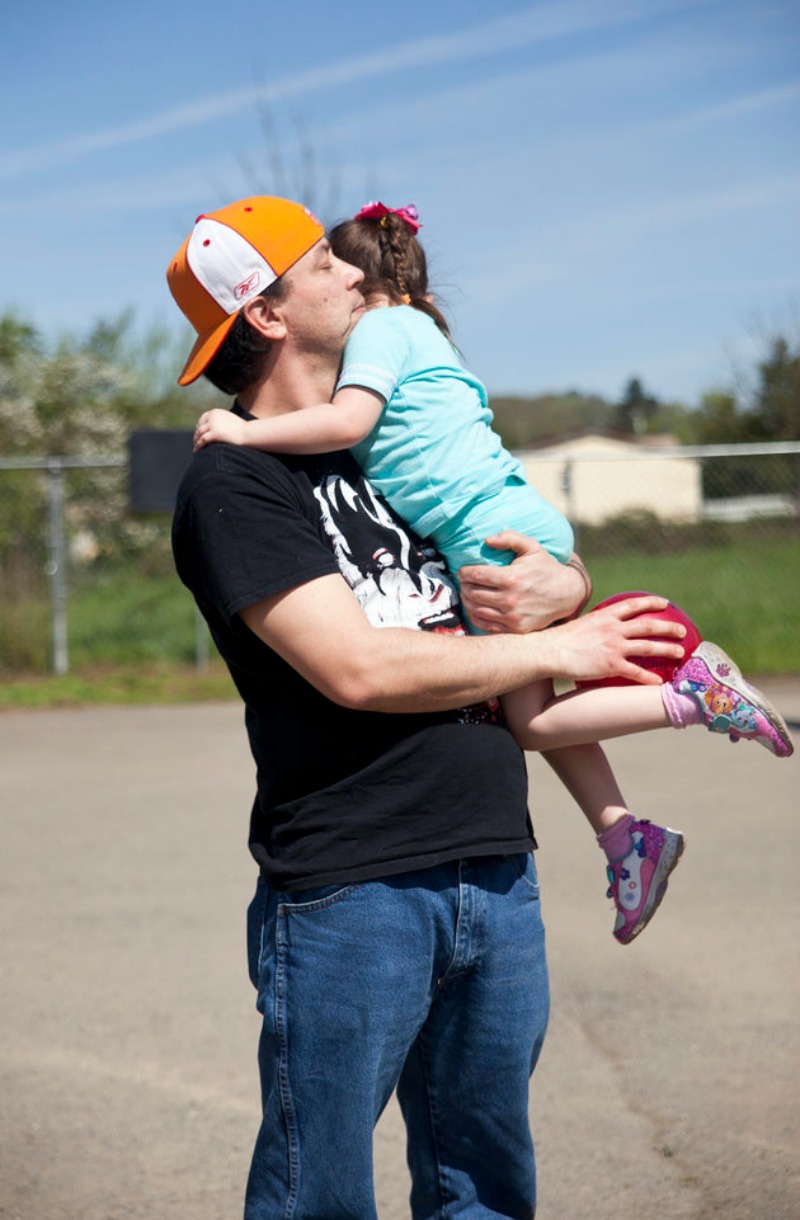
459,533,589,634
194,409,250,452
547,594,686,686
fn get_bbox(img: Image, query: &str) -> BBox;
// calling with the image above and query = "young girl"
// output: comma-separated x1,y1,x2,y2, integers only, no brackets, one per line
193,200,794,945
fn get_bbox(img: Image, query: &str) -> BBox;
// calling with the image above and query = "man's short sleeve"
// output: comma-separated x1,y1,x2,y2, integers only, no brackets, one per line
173,445,339,625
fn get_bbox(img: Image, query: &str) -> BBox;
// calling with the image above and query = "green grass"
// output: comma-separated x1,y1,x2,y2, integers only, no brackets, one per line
67,567,201,666
0,661,235,709
1,562,231,705
585,535,800,673
1,532,798,708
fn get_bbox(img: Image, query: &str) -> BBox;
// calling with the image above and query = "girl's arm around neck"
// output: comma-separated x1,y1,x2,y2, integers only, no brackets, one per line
193,387,384,455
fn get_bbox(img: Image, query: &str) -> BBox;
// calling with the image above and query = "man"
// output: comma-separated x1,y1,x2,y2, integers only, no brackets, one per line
168,196,682,1218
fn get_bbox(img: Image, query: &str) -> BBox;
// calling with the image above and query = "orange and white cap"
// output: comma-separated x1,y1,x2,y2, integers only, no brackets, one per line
167,196,325,385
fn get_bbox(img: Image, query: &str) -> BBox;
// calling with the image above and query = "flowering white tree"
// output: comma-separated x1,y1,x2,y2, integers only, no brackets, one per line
0,311,220,571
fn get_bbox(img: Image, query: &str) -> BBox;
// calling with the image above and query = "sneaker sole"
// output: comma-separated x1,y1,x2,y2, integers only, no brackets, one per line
692,641,794,758
616,830,685,945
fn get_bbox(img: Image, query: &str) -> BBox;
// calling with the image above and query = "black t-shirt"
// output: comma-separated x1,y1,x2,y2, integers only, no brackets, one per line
172,411,533,889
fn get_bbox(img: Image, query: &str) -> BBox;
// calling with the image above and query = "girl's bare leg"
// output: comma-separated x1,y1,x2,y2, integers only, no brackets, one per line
503,678,670,753
501,678,665,832
502,680,685,946
541,741,630,835
501,680,640,832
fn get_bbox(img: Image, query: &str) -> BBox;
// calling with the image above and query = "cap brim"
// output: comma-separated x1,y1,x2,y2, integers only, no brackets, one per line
177,311,240,386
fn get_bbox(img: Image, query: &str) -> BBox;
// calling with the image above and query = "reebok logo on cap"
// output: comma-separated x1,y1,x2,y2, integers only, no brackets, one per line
234,272,262,300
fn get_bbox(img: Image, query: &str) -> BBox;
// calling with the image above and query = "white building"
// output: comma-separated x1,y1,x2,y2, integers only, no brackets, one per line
517,432,703,526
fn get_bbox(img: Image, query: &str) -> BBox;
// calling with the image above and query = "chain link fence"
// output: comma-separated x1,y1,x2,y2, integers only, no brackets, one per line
1,440,799,679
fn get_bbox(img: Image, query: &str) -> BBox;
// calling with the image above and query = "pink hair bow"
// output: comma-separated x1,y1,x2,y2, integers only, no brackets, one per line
353,200,422,233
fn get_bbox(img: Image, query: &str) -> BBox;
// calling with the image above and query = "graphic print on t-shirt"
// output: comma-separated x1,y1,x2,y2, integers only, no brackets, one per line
314,470,503,727
314,470,464,633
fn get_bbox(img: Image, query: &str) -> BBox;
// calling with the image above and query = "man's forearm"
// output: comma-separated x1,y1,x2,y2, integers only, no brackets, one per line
242,577,684,715
333,624,569,713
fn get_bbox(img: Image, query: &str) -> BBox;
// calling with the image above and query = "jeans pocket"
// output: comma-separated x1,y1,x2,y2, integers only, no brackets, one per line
246,876,270,990
276,881,361,914
509,852,541,897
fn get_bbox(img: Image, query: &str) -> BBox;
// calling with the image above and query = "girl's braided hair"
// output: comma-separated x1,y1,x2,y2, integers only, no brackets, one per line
328,211,453,342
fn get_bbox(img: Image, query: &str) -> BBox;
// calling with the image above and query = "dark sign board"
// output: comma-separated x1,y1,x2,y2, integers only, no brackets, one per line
129,429,194,513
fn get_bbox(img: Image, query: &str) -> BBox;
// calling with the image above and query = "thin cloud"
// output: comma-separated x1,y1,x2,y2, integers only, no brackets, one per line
0,0,710,181
307,28,776,187
458,173,800,304
651,80,800,131
590,174,800,236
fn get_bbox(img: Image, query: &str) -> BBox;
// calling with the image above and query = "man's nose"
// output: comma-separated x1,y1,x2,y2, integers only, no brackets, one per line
341,259,364,288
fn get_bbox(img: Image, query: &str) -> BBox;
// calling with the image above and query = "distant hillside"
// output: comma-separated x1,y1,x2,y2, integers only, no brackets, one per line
489,393,616,449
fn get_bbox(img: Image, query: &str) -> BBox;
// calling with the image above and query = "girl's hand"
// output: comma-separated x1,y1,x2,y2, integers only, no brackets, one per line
193,409,249,451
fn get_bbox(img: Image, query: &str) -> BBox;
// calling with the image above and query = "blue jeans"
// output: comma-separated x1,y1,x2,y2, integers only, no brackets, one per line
244,854,550,1219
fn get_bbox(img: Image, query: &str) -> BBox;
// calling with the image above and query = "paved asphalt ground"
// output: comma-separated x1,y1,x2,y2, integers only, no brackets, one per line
2,680,798,1219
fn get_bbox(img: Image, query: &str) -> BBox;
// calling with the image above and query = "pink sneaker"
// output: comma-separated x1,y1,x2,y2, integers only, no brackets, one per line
674,641,794,758
606,820,685,945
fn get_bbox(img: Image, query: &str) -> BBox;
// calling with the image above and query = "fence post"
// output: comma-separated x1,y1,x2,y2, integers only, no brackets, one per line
561,458,578,549
45,461,69,676
194,606,209,671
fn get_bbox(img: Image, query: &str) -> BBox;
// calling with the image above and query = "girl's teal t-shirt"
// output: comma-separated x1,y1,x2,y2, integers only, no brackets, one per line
336,305,526,540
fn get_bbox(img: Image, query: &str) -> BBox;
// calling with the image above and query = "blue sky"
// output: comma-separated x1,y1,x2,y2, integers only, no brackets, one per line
2,0,798,406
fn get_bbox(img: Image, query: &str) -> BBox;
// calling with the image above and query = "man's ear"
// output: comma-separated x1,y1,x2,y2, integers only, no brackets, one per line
242,293,287,341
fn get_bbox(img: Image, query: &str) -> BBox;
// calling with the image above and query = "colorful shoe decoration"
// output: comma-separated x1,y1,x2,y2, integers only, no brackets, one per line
606,820,685,945
674,641,794,758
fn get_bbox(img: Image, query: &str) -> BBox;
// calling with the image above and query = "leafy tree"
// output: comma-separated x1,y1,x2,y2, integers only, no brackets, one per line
490,392,616,449
693,392,746,446
741,336,800,443
0,310,222,577
0,315,40,362
0,314,45,453
0,308,219,459
614,377,659,435
641,399,696,444
692,334,800,497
